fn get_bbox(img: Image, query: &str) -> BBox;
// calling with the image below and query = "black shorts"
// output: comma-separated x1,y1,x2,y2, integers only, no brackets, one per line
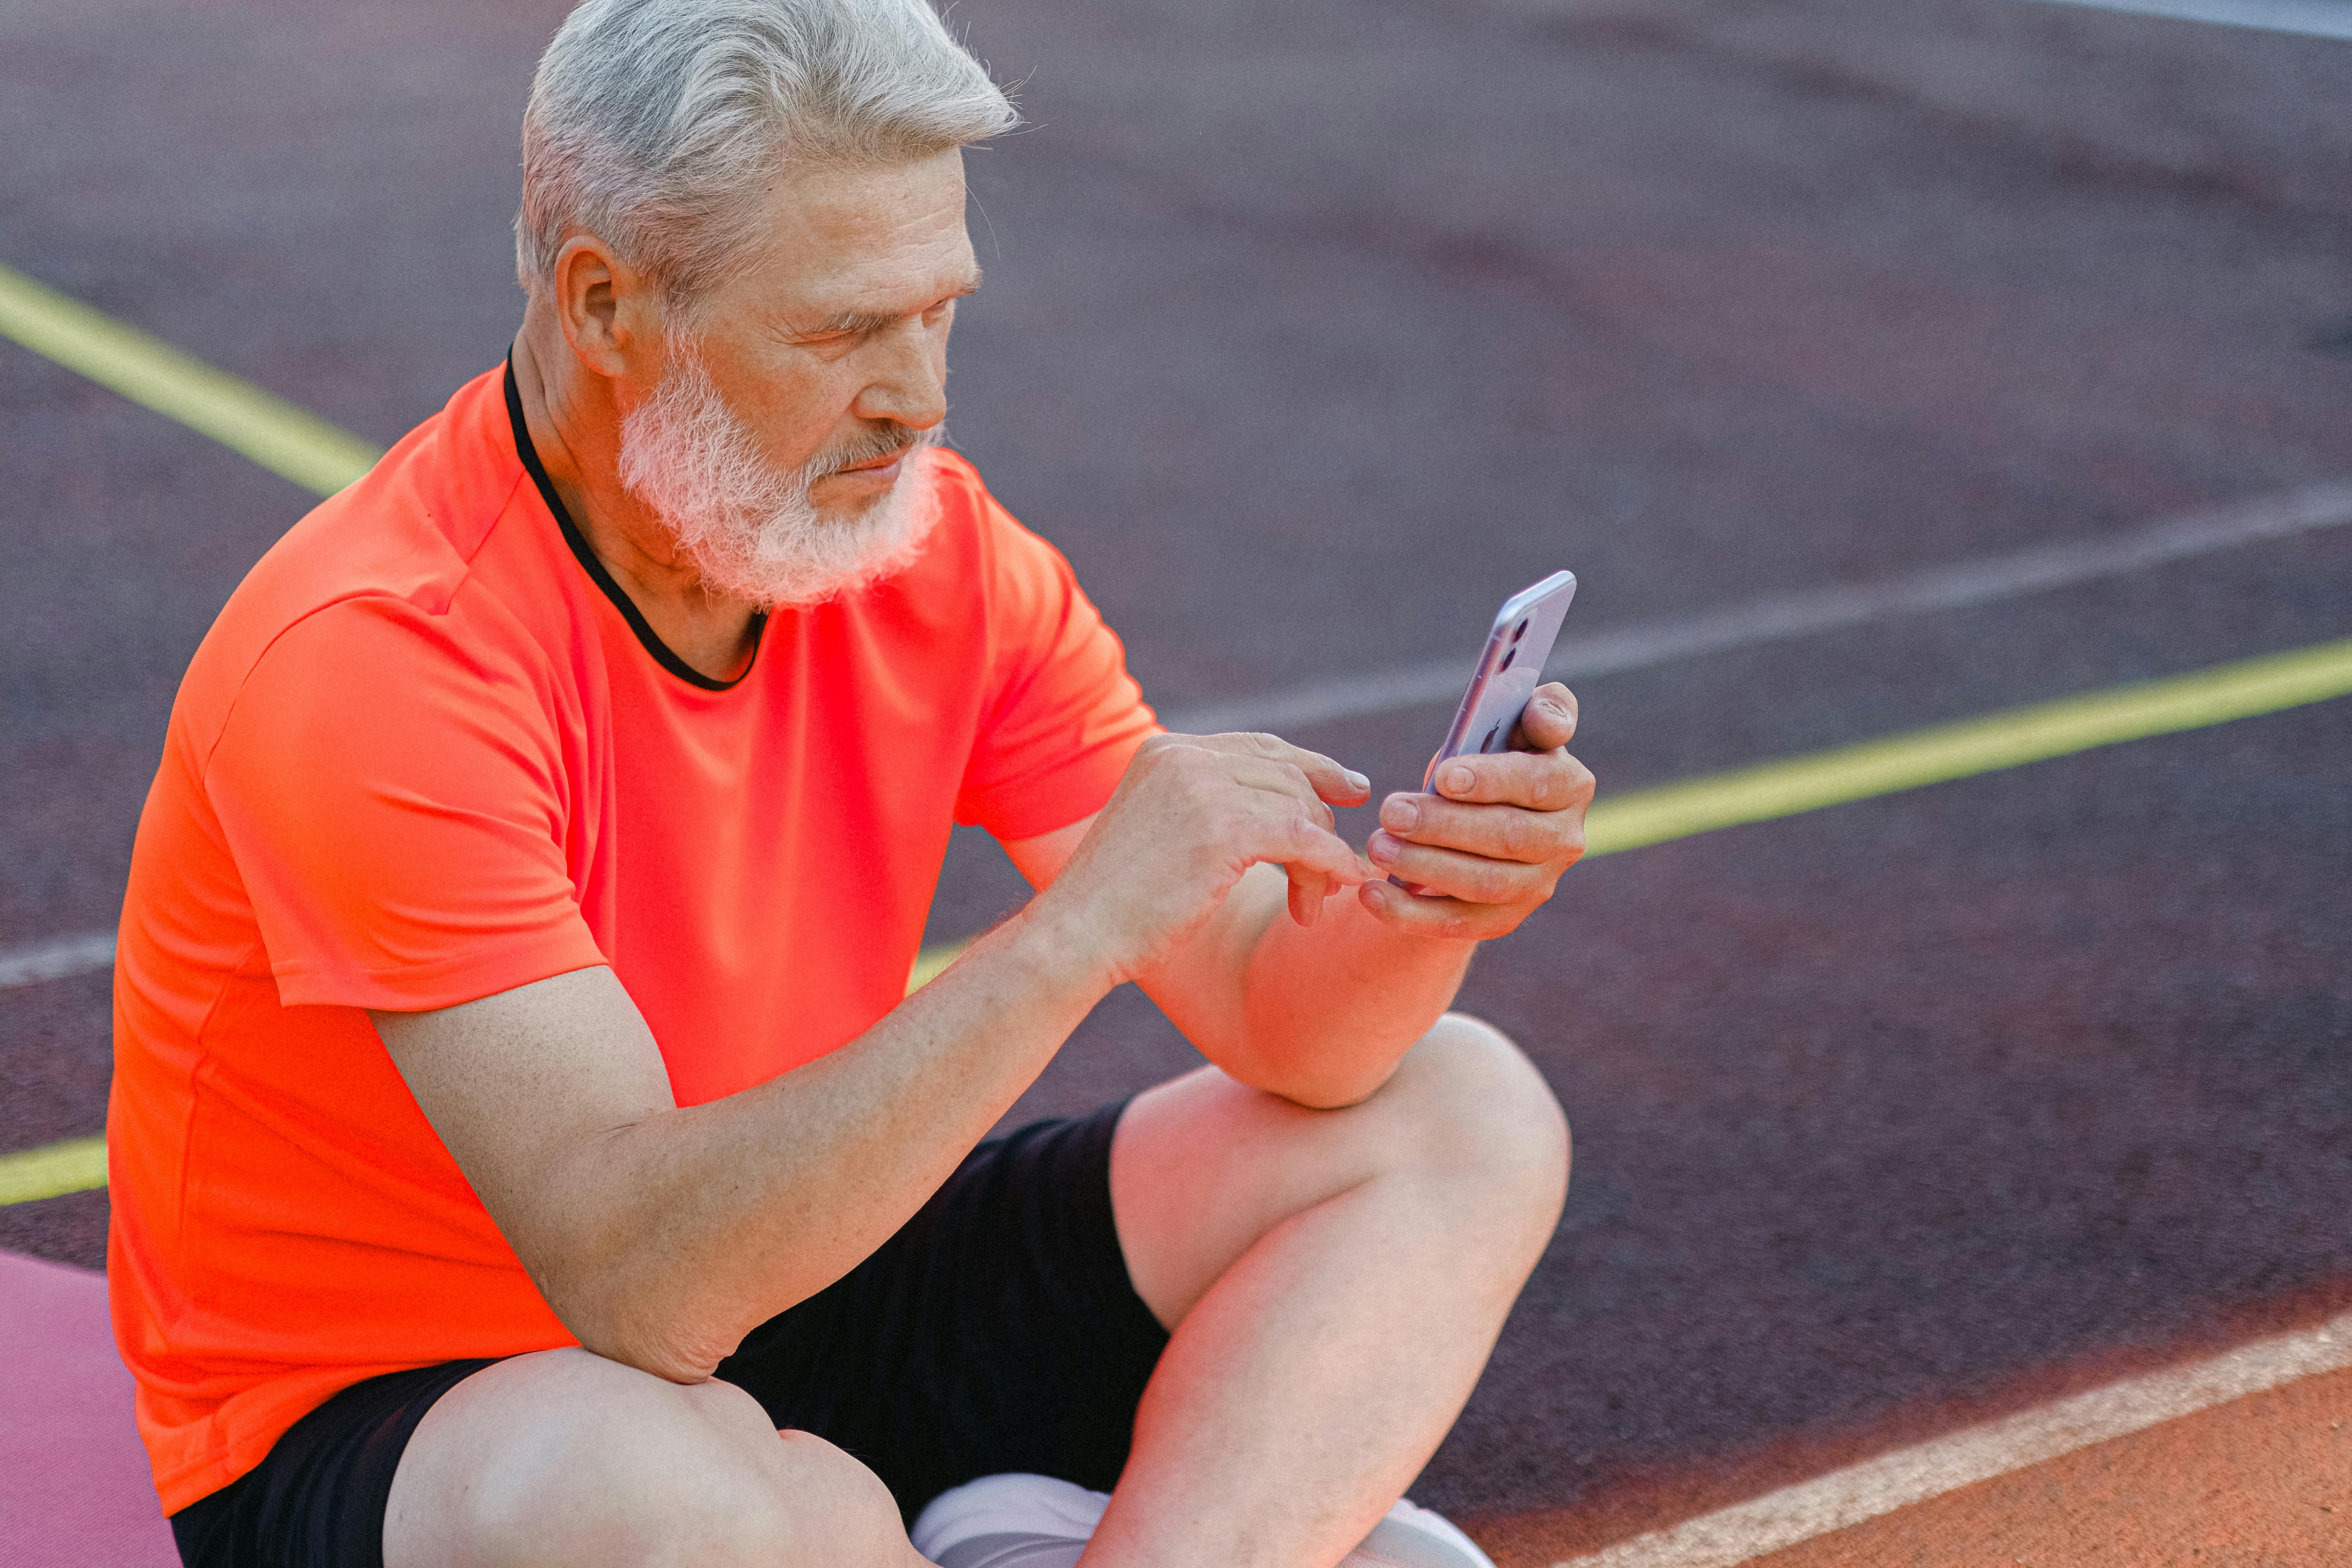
170,1101,1169,1568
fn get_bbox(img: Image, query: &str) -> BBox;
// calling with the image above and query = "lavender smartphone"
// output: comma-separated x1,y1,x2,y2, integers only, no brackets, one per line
1393,570,1578,894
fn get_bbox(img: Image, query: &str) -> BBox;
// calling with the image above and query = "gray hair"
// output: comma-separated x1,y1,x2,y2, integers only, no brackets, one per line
516,0,1017,312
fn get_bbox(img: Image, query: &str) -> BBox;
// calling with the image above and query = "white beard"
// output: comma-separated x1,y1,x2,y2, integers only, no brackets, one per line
616,351,944,610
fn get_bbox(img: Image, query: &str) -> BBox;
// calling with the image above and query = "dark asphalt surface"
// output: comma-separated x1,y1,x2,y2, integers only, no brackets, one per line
4,0,2349,1539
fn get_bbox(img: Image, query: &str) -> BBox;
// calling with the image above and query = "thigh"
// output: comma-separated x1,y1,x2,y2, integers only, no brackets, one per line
383,1348,915,1568
170,1358,499,1568
713,1102,1169,1521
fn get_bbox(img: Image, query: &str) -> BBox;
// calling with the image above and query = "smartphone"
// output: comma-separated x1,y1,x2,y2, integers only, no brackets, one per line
1423,570,1579,786
1393,570,1578,895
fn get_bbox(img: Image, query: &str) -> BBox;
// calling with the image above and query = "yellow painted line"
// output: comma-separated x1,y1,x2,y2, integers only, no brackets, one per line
907,941,967,994
0,1135,107,1206
1581,637,2352,856
0,260,381,497
8,636,2349,1210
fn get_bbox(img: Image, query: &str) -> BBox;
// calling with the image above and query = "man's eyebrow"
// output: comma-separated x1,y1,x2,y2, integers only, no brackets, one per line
802,272,983,337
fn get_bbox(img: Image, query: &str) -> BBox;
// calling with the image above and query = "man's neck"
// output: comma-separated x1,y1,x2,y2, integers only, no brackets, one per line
510,323,763,683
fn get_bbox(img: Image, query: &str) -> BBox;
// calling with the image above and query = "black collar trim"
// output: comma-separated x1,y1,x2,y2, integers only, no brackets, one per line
503,356,764,693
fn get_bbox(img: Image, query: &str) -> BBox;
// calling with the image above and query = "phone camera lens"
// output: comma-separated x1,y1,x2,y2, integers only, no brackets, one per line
1510,619,1528,643
1498,647,1516,672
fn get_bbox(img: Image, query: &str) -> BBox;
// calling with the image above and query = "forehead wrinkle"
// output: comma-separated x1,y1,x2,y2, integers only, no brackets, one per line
794,266,984,337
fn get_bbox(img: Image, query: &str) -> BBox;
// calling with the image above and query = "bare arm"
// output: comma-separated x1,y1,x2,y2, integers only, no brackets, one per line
371,925,1101,1383
370,730,1371,1384
1006,684,1593,1108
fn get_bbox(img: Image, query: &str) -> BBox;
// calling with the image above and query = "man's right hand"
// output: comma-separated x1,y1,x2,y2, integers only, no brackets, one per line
1026,732,1376,987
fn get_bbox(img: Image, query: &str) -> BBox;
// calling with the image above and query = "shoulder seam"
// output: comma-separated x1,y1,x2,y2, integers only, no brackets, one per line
191,583,551,786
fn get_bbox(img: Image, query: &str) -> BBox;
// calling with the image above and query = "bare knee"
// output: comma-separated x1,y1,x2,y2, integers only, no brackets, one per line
387,1351,914,1568
1378,1013,1571,1228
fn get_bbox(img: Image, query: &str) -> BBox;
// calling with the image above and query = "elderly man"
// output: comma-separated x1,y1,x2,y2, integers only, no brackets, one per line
110,2,1588,1565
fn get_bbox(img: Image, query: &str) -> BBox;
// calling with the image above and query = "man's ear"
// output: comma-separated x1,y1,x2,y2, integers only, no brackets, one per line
551,234,661,381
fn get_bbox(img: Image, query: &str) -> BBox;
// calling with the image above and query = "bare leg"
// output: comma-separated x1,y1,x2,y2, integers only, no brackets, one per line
1085,1013,1570,1568
382,1348,926,1568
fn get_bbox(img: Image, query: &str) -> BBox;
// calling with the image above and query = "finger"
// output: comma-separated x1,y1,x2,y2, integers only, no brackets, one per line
1426,747,1598,811
1257,802,1375,889
1153,745,1372,885
1223,756,1345,829
1288,866,1331,928
1185,731,1373,806
1511,684,1579,750
1364,831,1554,906
1355,878,1521,940
1377,791,1587,867
1169,753,1368,884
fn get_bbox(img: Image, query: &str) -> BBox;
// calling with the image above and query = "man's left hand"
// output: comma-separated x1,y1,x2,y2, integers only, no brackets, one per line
1359,681,1594,938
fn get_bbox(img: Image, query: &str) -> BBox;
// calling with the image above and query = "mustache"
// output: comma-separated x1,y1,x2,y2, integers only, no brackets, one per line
816,421,938,479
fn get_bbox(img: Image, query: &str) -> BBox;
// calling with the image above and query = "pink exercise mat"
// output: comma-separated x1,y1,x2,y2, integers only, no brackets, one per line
0,1251,176,1567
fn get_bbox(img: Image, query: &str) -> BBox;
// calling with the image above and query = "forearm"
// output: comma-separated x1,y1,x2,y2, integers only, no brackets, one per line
547,909,1107,1378
1159,875,1476,1109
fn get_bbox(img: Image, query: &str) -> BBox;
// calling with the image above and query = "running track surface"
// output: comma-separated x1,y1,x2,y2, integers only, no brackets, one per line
3,0,2349,1557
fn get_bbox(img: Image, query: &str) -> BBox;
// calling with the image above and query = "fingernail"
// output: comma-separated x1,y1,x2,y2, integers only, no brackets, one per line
1366,831,1399,866
1344,769,1370,791
1441,764,1474,794
1382,796,1419,832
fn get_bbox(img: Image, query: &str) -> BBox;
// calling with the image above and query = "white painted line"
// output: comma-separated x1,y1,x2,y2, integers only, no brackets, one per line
1160,483,2352,736
1553,1308,2352,1568
0,931,115,991
0,929,977,998
2027,0,2352,41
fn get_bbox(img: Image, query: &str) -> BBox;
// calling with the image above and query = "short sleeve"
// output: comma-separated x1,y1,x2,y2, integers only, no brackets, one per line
205,596,608,1011
953,499,1161,842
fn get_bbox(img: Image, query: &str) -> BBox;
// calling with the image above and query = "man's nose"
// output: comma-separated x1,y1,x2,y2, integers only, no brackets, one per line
850,320,947,431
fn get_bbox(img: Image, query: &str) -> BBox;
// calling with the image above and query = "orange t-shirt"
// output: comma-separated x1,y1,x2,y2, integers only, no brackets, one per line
107,364,1158,1514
